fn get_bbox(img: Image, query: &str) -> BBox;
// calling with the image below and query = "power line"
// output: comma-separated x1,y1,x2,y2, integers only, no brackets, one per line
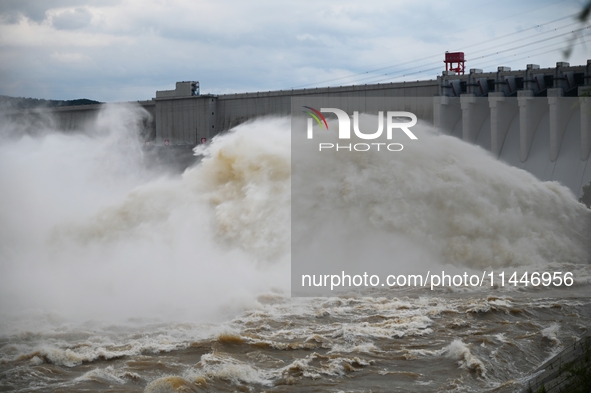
370,35,591,85
471,25,590,62
291,5,578,89
321,24,589,87
466,20,579,56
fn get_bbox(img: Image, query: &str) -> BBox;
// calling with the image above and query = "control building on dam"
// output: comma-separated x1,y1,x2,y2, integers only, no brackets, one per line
3,59,591,198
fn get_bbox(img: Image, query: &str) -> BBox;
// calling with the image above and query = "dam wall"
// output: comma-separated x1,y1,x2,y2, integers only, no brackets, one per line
435,61,591,197
2,60,591,197
153,79,438,145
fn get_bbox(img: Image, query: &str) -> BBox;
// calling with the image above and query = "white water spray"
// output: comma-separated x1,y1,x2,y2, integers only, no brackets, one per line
0,105,589,330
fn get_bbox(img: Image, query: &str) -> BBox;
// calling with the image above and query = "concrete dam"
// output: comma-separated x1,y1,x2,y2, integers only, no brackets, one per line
2,60,591,198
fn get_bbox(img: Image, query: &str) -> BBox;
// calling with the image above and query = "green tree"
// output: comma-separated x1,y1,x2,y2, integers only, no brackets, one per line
580,181,591,208
564,1,591,58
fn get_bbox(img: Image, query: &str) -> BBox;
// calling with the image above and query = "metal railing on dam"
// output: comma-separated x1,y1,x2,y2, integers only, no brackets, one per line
1,60,591,197
520,334,591,393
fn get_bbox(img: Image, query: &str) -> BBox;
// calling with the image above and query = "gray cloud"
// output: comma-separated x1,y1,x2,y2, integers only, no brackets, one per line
52,7,93,30
0,0,586,102
0,0,119,23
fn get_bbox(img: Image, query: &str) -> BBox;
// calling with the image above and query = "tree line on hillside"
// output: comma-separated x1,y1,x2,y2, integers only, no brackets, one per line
0,96,102,110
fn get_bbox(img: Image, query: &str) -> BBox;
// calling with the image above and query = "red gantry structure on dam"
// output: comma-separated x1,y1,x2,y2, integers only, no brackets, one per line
444,51,466,75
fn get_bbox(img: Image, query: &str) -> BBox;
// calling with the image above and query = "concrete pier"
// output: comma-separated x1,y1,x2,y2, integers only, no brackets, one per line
434,61,591,197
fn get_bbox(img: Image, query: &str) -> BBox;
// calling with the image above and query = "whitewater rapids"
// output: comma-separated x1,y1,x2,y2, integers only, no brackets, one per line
0,104,589,392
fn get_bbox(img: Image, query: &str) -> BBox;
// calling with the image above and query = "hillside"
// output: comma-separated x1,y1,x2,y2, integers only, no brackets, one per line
0,96,102,110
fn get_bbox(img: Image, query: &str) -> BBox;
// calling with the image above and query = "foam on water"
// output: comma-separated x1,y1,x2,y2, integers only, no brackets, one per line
73,366,140,385
541,323,561,347
445,339,487,377
191,352,273,385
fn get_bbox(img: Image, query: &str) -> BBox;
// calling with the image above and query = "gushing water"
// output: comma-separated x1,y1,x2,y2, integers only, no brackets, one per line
0,104,589,392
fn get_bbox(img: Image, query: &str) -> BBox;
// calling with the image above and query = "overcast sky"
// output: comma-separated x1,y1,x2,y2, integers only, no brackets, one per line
0,0,589,102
